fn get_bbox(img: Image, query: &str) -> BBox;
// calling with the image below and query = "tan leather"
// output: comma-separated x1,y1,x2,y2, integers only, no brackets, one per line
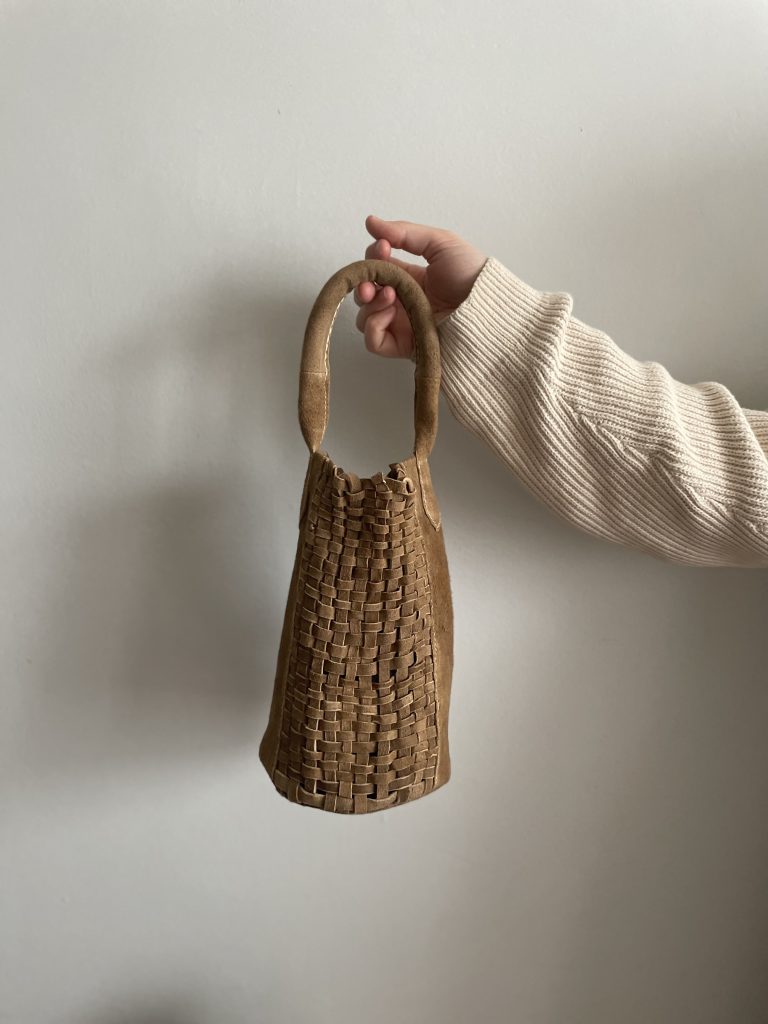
259,259,454,813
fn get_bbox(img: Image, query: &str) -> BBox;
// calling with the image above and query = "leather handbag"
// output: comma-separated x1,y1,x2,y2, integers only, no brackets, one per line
259,258,454,813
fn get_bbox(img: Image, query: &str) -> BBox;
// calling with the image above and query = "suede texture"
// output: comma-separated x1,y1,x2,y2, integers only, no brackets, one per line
259,450,325,776
299,259,440,458
260,259,454,812
402,452,453,789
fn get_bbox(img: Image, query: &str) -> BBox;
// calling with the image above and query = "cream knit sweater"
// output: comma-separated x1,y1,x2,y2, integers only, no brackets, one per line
435,256,768,568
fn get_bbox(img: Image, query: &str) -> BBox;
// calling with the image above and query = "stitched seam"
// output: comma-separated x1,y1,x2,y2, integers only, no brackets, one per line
272,452,327,776
320,294,346,442
416,453,441,530
271,529,307,777
418,495,441,784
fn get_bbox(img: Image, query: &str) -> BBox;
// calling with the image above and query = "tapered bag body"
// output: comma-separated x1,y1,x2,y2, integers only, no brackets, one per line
259,259,454,813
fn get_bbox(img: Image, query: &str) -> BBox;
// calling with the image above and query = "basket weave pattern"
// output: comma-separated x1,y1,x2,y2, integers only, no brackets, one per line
272,455,439,813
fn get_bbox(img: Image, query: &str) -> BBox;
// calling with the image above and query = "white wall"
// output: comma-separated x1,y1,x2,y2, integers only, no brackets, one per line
3,3,768,1023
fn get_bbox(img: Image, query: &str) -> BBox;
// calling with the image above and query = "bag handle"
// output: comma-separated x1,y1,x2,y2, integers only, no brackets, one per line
299,258,441,457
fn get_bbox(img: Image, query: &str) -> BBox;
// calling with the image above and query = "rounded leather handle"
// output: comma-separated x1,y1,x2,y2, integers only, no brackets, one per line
299,259,441,456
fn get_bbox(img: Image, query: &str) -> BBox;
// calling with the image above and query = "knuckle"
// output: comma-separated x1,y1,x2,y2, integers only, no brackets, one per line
364,330,379,354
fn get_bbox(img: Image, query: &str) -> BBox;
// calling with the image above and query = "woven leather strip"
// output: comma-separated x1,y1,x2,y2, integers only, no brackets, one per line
271,455,439,813
260,259,453,814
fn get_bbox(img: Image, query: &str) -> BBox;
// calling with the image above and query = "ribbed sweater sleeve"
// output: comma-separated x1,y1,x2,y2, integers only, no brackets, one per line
436,256,768,568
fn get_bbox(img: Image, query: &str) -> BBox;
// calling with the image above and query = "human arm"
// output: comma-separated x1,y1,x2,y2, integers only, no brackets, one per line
436,255,768,568
356,217,768,568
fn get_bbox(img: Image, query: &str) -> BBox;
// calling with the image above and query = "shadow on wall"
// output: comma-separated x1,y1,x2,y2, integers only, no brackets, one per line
18,275,310,788
11,136,768,1022
83,997,201,1024
19,259,572,795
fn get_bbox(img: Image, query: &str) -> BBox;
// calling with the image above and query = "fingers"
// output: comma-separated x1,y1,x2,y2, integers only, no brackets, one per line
365,214,454,262
363,236,411,269
354,283,395,328
354,236,426,311
353,214,452,359
353,282,408,358
354,280,375,306
353,237,388,308
361,302,401,358
354,238,412,307
355,282,396,353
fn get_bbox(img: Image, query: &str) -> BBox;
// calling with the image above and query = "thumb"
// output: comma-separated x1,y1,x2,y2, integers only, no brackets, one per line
365,215,455,264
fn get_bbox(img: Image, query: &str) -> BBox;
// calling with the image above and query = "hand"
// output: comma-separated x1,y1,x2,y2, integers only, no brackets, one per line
354,215,487,358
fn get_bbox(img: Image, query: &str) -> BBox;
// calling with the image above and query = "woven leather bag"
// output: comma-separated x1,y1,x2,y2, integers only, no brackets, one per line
259,258,454,814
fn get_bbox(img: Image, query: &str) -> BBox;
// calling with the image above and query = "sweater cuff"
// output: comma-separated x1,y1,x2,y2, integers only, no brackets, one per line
439,255,574,353
409,257,524,365
435,255,574,395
